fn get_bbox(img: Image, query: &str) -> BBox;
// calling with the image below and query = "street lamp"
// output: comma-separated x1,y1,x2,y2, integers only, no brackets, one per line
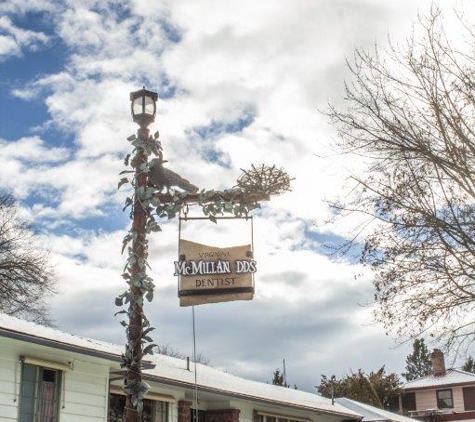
123,86,158,422
130,87,158,128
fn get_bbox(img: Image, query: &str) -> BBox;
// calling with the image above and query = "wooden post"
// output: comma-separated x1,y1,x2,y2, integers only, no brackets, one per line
125,126,149,422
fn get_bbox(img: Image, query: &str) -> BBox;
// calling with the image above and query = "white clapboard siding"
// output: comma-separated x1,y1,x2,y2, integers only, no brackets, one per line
451,386,466,412
60,360,109,422
0,403,18,420
0,352,19,422
61,414,105,422
415,389,437,410
0,338,111,422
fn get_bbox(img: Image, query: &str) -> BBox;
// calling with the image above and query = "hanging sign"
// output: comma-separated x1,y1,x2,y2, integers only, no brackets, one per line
175,239,256,307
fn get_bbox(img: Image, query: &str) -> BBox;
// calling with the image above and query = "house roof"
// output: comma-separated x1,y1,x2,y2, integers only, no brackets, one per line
335,398,419,422
144,353,359,417
0,313,360,419
403,369,475,390
0,312,124,362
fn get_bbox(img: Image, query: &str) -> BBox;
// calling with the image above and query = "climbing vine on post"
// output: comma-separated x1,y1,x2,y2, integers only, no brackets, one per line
116,88,293,422
116,129,161,422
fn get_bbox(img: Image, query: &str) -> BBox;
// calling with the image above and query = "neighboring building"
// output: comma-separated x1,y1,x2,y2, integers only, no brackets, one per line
0,313,361,422
400,349,475,422
336,398,419,422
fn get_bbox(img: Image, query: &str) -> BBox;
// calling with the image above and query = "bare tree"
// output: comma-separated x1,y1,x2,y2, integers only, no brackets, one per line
156,344,210,365
0,193,55,324
327,7,475,352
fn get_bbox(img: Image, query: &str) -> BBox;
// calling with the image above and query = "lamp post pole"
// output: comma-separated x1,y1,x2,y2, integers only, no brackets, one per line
126,128,147,420
124,88,158,422
125,124,148,422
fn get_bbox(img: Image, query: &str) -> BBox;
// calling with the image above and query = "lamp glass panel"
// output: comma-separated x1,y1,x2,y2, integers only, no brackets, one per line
132,97,144,116
144,96,155,115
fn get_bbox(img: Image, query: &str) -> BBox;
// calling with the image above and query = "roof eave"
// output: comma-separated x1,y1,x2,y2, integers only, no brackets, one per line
404,380,475,391
142,373,362,420
0,327,123,364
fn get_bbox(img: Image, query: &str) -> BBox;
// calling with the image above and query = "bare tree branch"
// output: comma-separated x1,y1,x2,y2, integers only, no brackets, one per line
327,7,475,353
0,193,56,325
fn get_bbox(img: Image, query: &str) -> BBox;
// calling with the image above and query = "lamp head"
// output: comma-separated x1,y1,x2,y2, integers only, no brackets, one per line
130,87,158,128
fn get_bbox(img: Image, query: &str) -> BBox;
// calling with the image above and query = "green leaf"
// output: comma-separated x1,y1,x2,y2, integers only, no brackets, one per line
143,344,157,355
123,197,133,211
209,215,217,224
145,290,153,302
143,327,155,336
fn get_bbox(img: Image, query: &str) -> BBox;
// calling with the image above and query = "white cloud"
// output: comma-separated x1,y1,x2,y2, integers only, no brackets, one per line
0,136,69,162
0,0,55,15
0,16,48,60
5,0,475,390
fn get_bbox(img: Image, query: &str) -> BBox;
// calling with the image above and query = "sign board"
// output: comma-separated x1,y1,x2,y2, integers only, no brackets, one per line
175,239,256,307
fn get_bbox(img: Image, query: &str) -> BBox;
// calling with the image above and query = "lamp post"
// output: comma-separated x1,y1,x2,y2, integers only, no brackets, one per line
125,87,158,422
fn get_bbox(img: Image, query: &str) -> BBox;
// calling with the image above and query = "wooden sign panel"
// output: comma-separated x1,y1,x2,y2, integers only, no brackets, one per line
175,239,256,307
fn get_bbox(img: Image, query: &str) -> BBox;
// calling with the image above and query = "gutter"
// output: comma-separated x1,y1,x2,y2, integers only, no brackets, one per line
0,327,155,369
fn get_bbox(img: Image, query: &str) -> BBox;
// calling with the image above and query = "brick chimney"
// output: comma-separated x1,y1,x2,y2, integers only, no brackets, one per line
431,349,446,376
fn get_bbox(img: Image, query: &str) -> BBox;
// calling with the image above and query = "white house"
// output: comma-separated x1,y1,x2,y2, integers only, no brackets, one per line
400,349,475,422
0,313,361,422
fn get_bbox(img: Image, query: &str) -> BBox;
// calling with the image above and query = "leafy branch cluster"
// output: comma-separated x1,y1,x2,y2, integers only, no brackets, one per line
155,188,261,223
154,165,292,223
116,131,161,411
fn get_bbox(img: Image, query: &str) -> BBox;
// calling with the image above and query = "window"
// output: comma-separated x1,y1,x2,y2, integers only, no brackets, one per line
190,409,206,422
108,393,168,422
437,389,454,409
18,364,62,422
257,413,307,422
463,387,475,411
402,392,417,411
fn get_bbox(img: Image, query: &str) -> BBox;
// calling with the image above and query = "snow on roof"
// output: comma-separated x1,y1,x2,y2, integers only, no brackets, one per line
0,313,360,419
0,312,123,358
403,369,475,389
336,398,419,422
144,353,359,417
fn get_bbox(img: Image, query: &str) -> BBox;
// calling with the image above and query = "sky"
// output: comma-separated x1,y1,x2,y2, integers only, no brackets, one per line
1,0,474,392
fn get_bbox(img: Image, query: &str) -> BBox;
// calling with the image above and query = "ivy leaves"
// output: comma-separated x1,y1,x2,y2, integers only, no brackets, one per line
116,130,161,409
154,188,261,223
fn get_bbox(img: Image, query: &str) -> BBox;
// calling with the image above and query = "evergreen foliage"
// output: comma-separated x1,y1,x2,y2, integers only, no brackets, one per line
272,369,289,387
318,367,401,410
462,356,475,373
402,339,432,381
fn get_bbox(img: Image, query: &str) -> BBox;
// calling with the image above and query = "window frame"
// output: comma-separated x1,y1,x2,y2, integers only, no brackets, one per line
108,391,169,422
436,389,454,409
402,392,417,412
18,363,62,422
463,386,475,411
256,411,310,422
